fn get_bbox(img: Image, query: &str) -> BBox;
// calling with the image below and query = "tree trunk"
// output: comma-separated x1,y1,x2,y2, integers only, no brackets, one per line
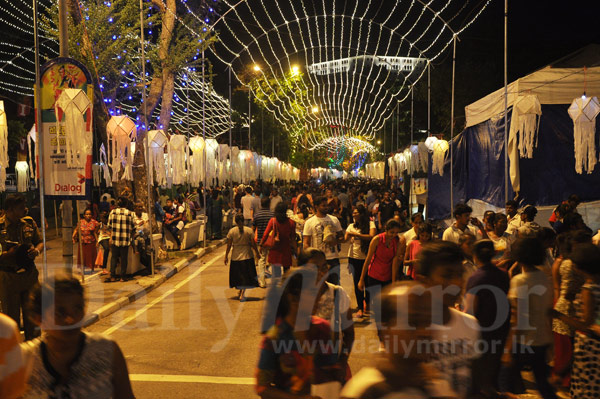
144,74,164,126
158,69,175,132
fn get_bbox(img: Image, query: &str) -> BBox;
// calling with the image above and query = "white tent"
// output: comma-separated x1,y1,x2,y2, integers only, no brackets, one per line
465,64,600,192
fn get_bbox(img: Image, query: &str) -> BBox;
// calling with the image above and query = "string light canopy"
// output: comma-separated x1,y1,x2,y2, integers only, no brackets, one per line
211,0,491,151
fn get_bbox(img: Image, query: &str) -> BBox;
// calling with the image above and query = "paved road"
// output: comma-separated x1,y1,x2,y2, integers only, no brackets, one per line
86,244,563,399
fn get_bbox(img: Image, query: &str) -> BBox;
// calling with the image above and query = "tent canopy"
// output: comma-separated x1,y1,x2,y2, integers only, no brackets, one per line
465,44,600,128
428,45,600,220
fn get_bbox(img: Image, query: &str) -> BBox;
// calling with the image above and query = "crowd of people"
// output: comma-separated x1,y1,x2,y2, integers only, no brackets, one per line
1,178,600,398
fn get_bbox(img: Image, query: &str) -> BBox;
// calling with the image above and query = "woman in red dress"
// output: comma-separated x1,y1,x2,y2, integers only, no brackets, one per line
73,209,99,271
261,202,297,273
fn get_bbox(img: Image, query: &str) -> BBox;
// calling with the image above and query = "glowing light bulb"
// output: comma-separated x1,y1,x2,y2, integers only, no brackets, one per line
253,65,261,72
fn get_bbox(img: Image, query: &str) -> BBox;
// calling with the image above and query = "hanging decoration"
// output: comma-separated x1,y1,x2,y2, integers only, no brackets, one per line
568,95,600,174
432,139,449,176
512,94,542,158
98,144,111,185
205,139,219,185
106,115,136,181
27,125,37,179
15,161,28,192
55,89,92,168
188,136,205,187
148,130,168,187
168,135,188,186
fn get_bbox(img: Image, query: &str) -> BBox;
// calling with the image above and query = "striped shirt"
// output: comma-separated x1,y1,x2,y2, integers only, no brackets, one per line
0,314,27,399
108,207,135,247
253,209,273,243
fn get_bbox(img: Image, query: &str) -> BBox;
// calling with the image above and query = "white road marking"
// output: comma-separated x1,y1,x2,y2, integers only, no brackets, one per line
129,374,253,385
103,251,223,335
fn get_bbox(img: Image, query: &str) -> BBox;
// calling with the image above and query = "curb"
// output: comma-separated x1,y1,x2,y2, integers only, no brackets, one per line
83,238,227,328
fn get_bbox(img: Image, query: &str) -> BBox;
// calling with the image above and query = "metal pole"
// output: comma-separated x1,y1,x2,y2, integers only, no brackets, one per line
140,0,154,275
450,35,457,213
75,202,84,283
33,0,48,282
248,90,251,151
261,107,264,156
427,62,431,136
202,50,207,248
57,0,73,275
272,113,274,157
504,0,509,204
410,86,414,213
229,66,233,206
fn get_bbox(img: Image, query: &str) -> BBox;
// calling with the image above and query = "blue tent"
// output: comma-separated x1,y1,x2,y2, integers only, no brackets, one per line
428,47,600,220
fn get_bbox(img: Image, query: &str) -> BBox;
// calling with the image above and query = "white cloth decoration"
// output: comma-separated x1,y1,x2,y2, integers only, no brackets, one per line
55,89,92,168
106,116,135,181
0,101,8,192
92,163,102,187
230,146,241,182
27,125,37,179
188,136,205,187
410,145,420,172
568,96,600,174
148,130,168,187
424,136,438,151
432,140,449,176
418,142,429,172
205,139,219,185
99,144,112,185
168,135,187,185
512,95,542,158
15,161,29,192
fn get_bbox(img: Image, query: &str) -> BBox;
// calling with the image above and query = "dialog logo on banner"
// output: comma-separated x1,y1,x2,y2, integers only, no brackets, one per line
37,58,94,200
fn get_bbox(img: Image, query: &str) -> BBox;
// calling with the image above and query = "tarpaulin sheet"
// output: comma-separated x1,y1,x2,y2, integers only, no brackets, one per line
428,104,600,220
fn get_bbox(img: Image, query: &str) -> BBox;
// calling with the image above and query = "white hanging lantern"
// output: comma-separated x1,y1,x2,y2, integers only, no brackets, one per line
168,134,187,185
513,94,542,159
15,161,29,192
106,115,136,181
205,139,219,185
417,141,429,172
568,95,600,174
55,89,92,168
98,143,112,185
148,130,168,187
188,136,205,187
0,101,8,192
410,144,420,172
432,139,449,176
424,136,438,152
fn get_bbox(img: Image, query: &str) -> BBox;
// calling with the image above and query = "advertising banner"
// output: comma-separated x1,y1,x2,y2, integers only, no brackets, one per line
37,57,93,199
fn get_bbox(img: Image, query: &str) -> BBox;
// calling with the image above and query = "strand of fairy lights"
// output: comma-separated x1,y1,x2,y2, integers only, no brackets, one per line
211,3,426,144
209,0,491,152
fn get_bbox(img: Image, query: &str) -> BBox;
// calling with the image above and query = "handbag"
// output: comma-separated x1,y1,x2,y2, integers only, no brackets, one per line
262,220,280,249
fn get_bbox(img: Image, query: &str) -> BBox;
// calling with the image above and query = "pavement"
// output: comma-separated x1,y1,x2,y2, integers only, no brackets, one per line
36,234,228,328
31,238,568,399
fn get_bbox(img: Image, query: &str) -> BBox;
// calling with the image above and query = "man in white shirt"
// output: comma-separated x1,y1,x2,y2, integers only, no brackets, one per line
303,196,343,285
240,186,254,226
505,238,556,398
505,199,521,237
442,203,484,244
269,188,282,212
